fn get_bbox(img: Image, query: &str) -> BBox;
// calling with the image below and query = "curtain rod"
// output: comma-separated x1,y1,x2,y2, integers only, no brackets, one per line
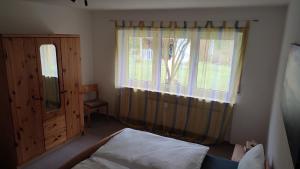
108,19,259,22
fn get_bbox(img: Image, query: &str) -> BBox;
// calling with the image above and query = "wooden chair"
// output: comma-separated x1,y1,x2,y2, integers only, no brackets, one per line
81,84,109,127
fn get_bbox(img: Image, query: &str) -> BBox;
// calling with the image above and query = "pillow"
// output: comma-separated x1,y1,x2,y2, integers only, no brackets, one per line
238,144,265,169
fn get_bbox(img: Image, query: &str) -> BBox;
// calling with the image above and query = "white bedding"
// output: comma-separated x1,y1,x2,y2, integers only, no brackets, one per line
73,128,209,169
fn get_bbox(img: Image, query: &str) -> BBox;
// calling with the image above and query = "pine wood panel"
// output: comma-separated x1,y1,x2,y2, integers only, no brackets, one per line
3,38,45,164
61,37,84,139
0,37,18,169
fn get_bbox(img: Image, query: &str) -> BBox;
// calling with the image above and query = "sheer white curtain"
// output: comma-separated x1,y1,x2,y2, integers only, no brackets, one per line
115,23,248,104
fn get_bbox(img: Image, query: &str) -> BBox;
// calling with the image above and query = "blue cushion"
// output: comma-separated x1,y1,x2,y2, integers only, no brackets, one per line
201,155,239,169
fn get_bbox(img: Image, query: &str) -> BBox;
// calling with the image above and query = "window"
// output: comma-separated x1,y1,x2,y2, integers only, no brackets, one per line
115,27,247,103
40,44,59,78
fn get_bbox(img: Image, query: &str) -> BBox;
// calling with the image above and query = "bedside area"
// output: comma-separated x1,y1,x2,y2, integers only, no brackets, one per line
231,144,246,162
231,144,270,169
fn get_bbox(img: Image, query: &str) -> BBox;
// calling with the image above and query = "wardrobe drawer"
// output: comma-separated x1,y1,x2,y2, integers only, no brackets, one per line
43,115,66,137
44,129,66,150
43,115,67,150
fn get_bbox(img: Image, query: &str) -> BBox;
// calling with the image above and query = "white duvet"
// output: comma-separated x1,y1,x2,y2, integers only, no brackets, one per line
73,128,209,169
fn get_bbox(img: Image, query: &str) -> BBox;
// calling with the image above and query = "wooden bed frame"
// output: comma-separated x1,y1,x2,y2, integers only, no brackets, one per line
59,130,123,169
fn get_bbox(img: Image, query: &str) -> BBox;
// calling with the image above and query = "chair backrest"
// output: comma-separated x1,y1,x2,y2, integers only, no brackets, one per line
81,84,99,99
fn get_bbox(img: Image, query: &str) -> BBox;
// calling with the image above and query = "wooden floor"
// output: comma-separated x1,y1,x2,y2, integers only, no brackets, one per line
20,114,234,169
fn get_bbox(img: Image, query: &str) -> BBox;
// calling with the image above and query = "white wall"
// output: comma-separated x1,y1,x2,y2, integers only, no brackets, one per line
91,6,286,144
0,0,94,84
267,0,300,168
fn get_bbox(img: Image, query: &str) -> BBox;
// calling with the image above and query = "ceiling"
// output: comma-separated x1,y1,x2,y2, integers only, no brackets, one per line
26,0,290,10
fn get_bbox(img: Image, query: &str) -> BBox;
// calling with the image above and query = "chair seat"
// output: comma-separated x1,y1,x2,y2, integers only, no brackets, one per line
84,99,108,108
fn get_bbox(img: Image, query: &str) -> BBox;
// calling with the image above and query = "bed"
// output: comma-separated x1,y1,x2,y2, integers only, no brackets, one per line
59,128,238,169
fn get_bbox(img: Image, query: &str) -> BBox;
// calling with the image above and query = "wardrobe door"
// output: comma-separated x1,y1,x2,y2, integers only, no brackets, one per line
3,38,45,164
0,38,18,169
61,37,84,139
36,38,67,150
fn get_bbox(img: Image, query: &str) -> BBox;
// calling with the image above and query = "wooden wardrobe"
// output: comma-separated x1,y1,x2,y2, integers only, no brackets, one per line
0,34,84,169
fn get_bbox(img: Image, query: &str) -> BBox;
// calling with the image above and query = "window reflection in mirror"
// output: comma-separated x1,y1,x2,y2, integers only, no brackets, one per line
39,44,61,112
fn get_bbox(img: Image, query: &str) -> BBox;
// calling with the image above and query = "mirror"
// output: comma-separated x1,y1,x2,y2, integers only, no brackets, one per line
39,44,61,112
